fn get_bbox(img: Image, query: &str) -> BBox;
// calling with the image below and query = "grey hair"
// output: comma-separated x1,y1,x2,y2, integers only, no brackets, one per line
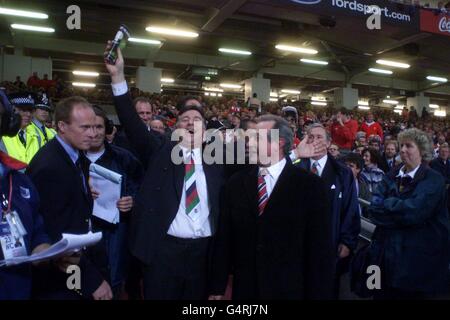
398,128,434,162
356,131,366,140
305,123,331,142
257,114,293,156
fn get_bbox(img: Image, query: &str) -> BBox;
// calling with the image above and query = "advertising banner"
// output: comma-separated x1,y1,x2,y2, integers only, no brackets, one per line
420,9,450,37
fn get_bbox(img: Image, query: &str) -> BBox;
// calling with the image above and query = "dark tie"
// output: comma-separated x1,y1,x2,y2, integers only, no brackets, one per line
257,168,269,216
398,176,413,192
311,161,319,176
41,125,48,142
76,154,88,194
18,130,26,147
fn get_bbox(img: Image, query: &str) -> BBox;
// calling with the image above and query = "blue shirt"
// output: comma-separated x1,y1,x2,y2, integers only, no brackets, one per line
56,135,79,164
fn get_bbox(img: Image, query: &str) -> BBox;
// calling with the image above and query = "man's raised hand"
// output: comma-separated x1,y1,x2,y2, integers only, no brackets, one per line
104,41,125,84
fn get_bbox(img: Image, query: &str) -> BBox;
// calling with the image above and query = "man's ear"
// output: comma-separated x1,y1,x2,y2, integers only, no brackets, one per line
57,121,66,134
279,137,286,150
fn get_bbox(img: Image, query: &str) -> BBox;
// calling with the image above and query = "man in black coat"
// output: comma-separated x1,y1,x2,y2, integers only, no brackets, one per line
87,106,144,298
209,115,335,300
297,123,360,297
27,96,112,300
105,45,226,300
430,142,450,212
430,143,450,184
113,96,153,158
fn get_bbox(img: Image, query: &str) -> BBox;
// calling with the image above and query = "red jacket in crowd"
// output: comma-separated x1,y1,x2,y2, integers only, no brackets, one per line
330,120,356,150
360,121,384,140
27,75,40,88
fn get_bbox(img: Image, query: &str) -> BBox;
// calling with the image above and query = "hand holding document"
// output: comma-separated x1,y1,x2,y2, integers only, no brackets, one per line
0,232,102,267
89,163,122,224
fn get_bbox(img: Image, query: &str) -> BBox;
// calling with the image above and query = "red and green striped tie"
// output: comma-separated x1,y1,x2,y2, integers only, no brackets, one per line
185,153,200,215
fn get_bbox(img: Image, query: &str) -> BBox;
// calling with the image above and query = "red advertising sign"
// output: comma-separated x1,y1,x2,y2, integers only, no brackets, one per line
420,9,450,36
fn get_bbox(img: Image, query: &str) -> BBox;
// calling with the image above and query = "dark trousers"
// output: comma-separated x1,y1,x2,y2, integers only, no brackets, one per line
143,235,210,300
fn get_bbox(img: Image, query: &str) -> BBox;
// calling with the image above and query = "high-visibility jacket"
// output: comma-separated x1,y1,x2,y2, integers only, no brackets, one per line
31,120,56,144
1,124,43,164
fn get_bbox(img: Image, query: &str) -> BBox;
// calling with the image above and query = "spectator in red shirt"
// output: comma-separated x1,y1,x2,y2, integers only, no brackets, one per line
27,72,40,88
360,112,384,141
39,74,56,91
330,109,356,153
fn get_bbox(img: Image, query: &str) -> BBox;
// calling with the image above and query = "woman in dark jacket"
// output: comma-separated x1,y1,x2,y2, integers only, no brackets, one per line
368,128,450,299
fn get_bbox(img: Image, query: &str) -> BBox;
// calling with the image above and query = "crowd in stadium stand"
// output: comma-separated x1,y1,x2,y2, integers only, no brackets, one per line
0,63,449,300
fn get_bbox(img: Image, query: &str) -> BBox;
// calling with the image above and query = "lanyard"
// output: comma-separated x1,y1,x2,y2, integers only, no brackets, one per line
0,174,13,214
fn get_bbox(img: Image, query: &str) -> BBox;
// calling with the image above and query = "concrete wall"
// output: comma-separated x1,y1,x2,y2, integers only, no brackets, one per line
1,53,52,82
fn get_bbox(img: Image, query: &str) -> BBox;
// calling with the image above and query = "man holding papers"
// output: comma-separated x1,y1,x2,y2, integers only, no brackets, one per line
27,96,112,300
87,105,143,298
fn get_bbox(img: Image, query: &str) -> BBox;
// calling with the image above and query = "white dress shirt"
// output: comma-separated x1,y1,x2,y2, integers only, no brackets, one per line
396,164,420,179
111,81,128,96
310,154,328,177
259,158,286,198
167,147,212,239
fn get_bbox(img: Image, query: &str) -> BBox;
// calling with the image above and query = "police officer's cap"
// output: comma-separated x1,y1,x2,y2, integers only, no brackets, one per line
35,93,52,112
8,92,36,110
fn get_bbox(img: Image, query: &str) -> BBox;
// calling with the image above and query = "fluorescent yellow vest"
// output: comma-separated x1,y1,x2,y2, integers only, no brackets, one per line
2,124,42,164
31,121,56,144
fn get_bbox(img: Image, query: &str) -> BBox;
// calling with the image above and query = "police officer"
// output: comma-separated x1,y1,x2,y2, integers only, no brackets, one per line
0,92,43,164
31,92,56,144
0,89,51,299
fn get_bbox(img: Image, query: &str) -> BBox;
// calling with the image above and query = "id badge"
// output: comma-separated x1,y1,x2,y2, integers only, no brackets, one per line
0,219,27,260
6,211,27,237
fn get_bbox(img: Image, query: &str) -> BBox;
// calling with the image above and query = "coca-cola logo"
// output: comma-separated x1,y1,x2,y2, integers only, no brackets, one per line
438,16,450,33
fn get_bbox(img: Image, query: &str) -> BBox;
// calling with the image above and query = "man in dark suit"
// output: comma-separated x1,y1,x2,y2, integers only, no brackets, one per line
297,123,360,297
430,142,450,184
430,142,450,212
298,123,360,255
105,44,226,300
27,96,112,300
379,140,398,174
209,115,335,300
113,97,153,158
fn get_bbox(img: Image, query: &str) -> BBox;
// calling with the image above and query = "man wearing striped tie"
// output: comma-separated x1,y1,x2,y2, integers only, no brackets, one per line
210,115,335,300
105,44,225,300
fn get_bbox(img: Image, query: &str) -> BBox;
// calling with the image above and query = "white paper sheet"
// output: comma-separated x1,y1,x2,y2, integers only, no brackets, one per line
0,232,102,267
89,163,122,224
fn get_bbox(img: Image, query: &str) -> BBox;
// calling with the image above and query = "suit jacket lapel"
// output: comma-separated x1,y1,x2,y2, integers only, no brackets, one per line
244,166,258,215
321,159,336,188
264,160,292,213
54,140,91,203
172,144,184,203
